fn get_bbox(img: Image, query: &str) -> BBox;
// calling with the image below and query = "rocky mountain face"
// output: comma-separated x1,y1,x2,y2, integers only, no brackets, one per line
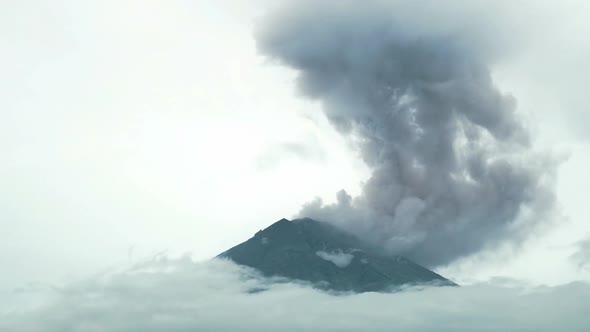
218,218,456,292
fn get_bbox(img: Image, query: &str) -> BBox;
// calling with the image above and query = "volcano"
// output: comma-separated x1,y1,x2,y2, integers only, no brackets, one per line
218,218,456,292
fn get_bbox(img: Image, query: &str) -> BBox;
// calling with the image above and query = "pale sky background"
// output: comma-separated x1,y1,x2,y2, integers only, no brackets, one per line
2,0,590,300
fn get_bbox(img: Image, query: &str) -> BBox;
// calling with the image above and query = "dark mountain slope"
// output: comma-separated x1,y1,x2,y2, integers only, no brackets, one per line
218,218,456,292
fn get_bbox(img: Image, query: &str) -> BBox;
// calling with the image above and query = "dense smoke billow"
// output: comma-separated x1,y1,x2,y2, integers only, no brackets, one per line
256,0,558,267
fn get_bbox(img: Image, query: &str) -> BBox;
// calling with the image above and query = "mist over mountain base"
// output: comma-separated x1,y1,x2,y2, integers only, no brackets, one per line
1,257,589,332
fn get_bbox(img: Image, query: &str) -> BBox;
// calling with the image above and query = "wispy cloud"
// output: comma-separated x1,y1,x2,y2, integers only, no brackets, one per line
2,258,589,331
571,238,590,270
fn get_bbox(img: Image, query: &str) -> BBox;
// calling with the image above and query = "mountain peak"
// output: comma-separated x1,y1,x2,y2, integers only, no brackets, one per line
218,218,456,292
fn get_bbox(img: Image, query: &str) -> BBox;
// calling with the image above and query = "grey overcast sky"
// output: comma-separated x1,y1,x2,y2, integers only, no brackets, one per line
2,0,590,302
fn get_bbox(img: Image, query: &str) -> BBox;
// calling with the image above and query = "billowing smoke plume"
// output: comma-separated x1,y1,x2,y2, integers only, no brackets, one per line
256,0,557,267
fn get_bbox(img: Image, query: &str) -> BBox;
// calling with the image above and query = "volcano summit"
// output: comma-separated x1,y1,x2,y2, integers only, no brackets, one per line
218,218,455,293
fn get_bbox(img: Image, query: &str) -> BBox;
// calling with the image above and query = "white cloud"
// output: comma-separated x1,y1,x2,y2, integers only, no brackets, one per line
316,250,354,268
1,258,589,331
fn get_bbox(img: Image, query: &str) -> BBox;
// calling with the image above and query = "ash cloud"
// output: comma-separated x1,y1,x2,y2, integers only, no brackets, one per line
255,0,558,267
2,258,589,331
571,238,590,270
256,0,558,267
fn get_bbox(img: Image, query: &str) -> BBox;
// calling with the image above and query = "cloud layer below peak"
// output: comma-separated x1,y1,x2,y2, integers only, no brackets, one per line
2,258,589,332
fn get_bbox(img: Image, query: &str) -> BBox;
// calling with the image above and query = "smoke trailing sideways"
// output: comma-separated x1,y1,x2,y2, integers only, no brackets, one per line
256,0,558,267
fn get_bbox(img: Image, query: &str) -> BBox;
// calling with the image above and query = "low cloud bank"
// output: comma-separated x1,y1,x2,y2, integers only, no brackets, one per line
1,257,588,331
